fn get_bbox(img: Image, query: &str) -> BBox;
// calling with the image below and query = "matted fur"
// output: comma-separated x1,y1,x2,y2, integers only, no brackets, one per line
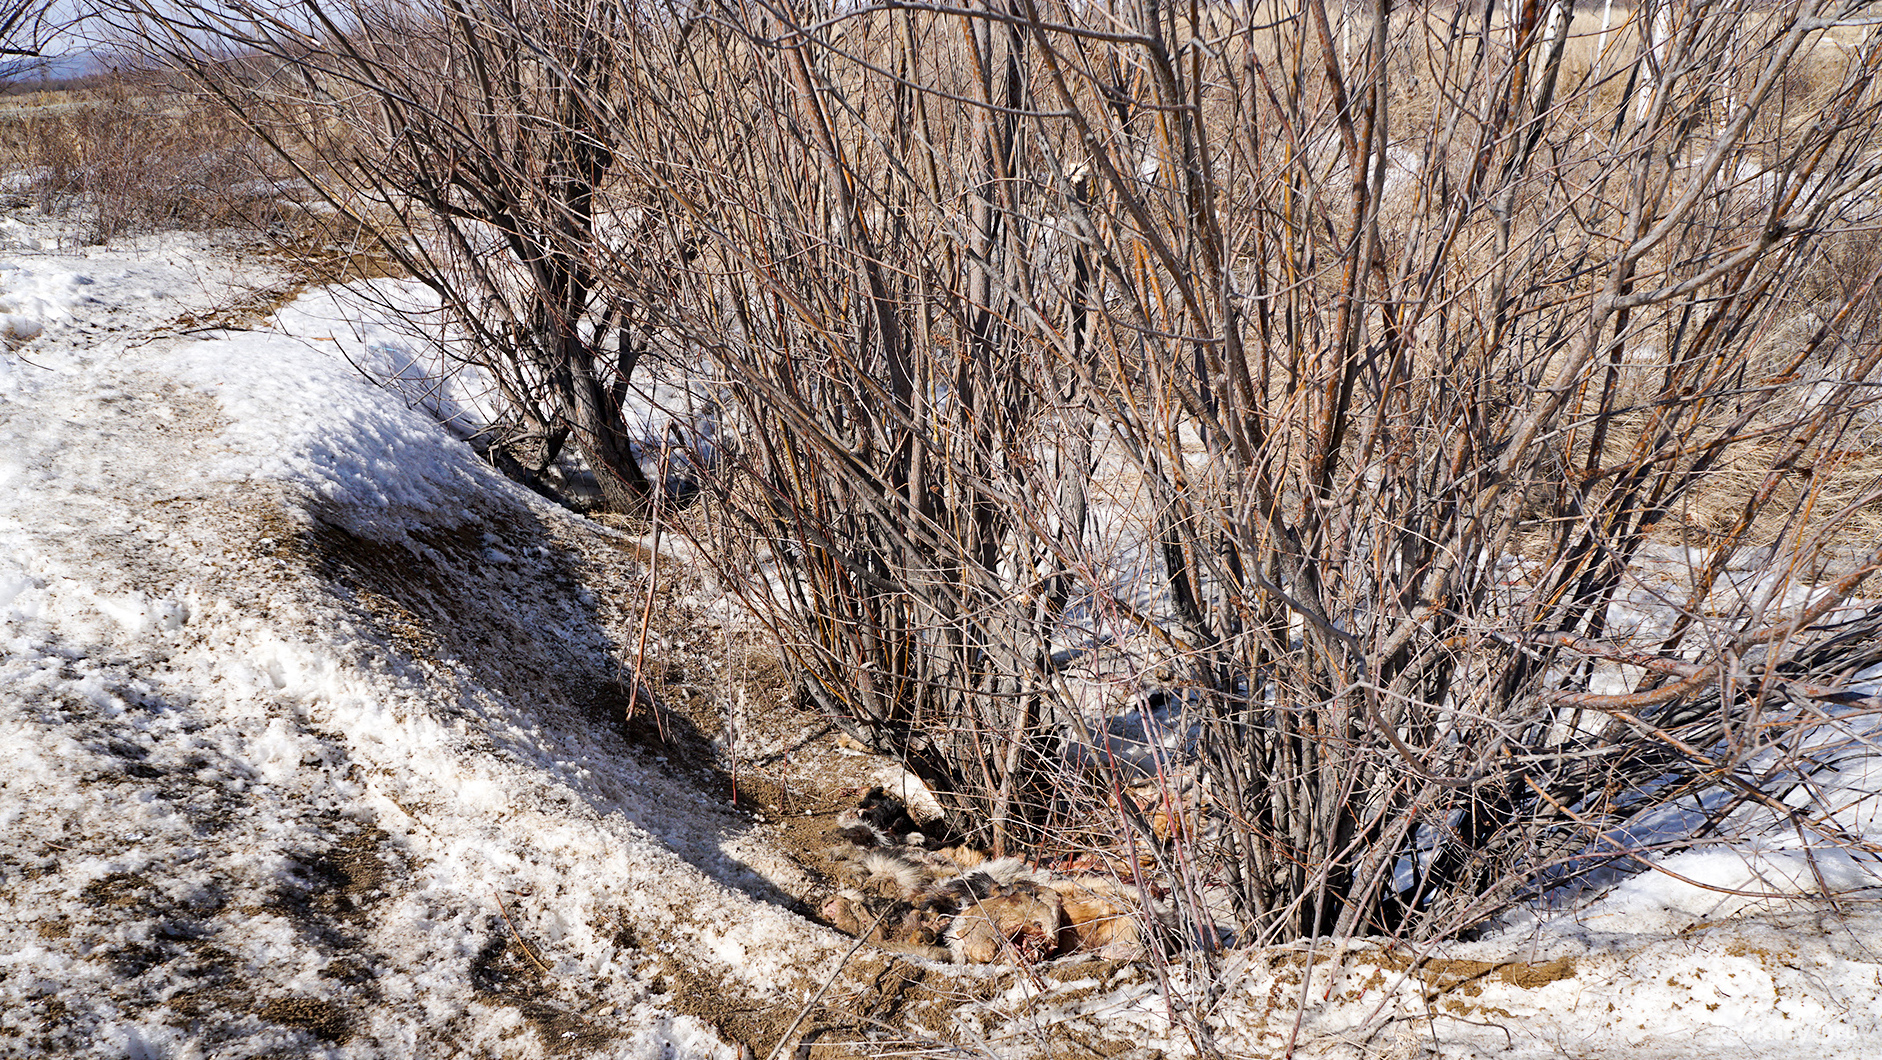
946,880,1061,963
821,790,1164,964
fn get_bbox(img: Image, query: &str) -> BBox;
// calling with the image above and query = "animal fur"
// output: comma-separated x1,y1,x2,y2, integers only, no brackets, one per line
1044,877,1151,960
827,836,1014,897
821,789,1166,965
946,880,1061,964
832,786,937,848
819,892,951,962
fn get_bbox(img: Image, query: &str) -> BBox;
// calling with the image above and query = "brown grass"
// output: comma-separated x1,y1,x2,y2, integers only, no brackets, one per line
0,74,286,242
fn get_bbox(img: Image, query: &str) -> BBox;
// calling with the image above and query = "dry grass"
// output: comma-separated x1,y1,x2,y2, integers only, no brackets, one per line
0,73,287,242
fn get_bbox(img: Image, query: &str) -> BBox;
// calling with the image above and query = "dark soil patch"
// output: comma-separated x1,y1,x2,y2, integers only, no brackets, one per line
1371,949,1581,994
659,956,800,1058
257,996,353,1043
293,825,397,923
80,871,159,909
471,916,623,1056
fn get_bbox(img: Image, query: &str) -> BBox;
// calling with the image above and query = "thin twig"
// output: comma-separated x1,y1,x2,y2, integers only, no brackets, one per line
765,905,895,1060
491,887,553,978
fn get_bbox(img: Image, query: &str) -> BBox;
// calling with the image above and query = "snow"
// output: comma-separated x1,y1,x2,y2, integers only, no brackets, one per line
0,220,836,1058
268,281,506,444
4,209,1882,1058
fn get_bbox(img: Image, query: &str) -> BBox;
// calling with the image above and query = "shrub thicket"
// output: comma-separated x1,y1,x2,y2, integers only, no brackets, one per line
116,0,1882,949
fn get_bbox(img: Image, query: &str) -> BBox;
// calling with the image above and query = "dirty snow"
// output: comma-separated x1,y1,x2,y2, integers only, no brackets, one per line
3,213,1882,1059
0,223,837,1058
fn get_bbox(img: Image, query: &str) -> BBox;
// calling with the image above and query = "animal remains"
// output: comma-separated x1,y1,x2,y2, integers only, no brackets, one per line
818,787,1160,964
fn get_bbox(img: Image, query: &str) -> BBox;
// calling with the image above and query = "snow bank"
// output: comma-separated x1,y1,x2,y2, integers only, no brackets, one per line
0,219,837,1058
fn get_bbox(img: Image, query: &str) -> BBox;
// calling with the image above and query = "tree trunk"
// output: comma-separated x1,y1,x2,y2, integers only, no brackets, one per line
555,330,652,514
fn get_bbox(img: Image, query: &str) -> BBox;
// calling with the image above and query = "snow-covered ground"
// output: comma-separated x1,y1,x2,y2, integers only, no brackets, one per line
0,224,839,1058
5,213,1882,1059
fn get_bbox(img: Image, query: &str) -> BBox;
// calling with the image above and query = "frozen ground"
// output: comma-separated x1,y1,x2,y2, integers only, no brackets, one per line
4,214,1882,1059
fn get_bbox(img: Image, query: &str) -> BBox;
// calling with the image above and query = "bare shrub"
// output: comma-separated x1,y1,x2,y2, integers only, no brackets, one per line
109,0,682,510
549,0,1882,951
698,0,1882,945
2,73,279,242
0,0,61,90
123,0,1882,951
